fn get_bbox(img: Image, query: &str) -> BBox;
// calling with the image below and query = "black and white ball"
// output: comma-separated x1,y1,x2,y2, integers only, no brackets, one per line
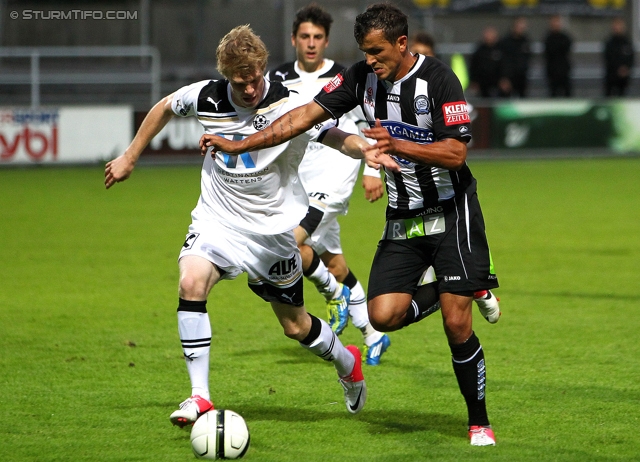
190,410,250,460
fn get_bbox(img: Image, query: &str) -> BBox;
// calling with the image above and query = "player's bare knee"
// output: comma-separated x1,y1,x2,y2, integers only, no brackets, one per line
179,274,209,300
443,317,472,343
368,308,403,332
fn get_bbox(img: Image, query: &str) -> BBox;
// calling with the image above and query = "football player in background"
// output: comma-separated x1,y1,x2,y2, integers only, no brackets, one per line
268,3,391,365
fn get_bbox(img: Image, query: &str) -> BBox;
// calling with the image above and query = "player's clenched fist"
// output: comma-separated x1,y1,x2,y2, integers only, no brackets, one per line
200,134,245,156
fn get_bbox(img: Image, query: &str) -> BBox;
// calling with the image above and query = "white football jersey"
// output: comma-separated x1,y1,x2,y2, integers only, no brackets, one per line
268,60,376,209
171,78,334,235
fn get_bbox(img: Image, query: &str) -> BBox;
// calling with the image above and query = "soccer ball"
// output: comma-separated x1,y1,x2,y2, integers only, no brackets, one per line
190,410,250,460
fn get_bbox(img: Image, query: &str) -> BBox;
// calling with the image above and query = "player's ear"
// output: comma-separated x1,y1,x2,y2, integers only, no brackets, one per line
397,35,408,52
291,34,296,47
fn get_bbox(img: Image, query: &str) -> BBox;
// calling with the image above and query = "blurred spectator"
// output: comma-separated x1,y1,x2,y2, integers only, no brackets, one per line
544,15,573,97
409,31,436,57
498,17,531,97
410,31,469,90
604,17,634,97
469,26,502,97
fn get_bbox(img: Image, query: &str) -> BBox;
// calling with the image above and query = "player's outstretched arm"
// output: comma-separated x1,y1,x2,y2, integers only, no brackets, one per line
199,101,329,156
322,128,400,173
104,94,175,189
362,118,467,170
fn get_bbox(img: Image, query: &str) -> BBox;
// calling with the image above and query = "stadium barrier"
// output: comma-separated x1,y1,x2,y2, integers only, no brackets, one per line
469,99,640,153
3,99,640,166
0,106,132,165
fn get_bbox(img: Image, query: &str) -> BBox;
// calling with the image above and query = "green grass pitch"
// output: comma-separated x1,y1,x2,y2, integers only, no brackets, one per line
1,157,639,461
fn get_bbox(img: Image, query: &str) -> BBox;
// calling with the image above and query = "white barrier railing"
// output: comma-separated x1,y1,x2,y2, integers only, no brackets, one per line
0,46,161,107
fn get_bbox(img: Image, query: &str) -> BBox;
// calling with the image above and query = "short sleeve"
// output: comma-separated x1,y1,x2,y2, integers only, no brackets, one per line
303,118,337,144
313,64,361,120
171,80,211,117
429,68,472,142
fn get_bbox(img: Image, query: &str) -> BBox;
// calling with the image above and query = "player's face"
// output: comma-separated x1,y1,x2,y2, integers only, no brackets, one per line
359,29,407,82
292,22,329,72
229,69,265,108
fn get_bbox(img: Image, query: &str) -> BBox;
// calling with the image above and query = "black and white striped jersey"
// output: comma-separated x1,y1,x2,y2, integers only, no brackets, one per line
314,54,474,220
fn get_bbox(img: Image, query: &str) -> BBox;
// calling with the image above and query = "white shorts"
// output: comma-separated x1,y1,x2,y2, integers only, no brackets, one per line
298,144,360,256
303,206,343,255
179,220,304,305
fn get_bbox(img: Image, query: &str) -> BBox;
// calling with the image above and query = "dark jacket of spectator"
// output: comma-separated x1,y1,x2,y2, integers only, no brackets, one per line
469,28,502,98
544,27,572,97
604,25,634,96
498,19,531,97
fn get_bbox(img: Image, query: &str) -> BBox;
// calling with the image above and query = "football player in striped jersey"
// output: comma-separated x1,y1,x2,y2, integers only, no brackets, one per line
199,4,499,446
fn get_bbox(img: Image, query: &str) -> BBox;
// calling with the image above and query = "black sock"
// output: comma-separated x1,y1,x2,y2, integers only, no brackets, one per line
178,298,207,313
450,332,490,427
299,314,322,346
302,250,321,277
402,282,441,327
343,269,358,290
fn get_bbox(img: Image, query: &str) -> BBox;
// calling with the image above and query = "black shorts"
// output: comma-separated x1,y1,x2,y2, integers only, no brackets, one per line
367,188,499,299
249,276,305,306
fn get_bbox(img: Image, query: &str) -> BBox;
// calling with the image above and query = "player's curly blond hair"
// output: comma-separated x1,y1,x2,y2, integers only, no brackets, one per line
216,25,269,79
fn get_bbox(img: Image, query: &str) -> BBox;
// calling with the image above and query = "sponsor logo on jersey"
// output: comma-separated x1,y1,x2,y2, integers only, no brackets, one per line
459,126,469,133
390,154,413,167
414,95,430,115
442,101,470,126
274,70,288,80
376,120,434,144
175,98,192,116
323,74,343,93
364,87,374,107
417,206,444,215
217,133,257,169
443,275,461,282
253,114,270,131
387,94,400,103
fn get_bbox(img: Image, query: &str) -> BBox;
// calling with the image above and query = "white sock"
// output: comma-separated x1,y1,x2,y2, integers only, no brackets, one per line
306,260,339,301
300,316,355,377
360,324,383,347
347,280,369,328
177,310,211,400
346,280,383,346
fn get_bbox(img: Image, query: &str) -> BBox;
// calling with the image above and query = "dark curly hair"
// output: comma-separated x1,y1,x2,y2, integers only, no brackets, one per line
292,3,333,37
354,3,408,46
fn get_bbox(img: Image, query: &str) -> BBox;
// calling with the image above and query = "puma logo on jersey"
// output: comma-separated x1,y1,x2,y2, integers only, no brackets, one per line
280,292,295,304
274,71,288,80
207,97,221,111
